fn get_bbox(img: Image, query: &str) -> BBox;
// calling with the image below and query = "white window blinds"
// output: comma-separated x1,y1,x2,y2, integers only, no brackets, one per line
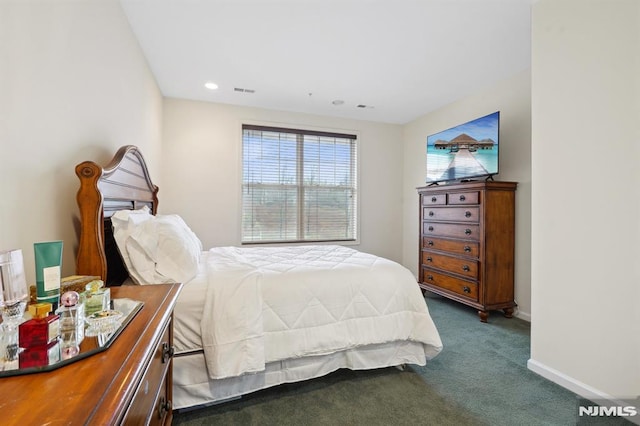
242,125,358,244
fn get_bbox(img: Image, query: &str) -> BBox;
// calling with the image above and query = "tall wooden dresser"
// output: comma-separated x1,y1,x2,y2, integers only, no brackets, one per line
417,181,517,322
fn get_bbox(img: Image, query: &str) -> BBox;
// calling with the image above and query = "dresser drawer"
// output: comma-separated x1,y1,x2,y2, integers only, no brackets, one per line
422,251,478,279
422,222,480,240
422,237,479,258
150,376,170,426
422,206,479,223
422,268,478,301
124,322,172,425
447,191,479,205
422,193,446,205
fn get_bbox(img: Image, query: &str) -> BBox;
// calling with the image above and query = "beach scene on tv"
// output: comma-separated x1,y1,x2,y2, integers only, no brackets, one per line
426,111,499,183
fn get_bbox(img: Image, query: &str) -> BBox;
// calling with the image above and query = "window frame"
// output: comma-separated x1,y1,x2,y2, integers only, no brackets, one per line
240,123,360,245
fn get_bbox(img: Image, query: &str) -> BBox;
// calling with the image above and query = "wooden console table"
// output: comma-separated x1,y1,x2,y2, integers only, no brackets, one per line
0,283,182,425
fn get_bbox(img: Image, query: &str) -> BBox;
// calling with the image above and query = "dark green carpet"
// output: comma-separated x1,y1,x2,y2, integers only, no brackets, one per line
172,294,629,426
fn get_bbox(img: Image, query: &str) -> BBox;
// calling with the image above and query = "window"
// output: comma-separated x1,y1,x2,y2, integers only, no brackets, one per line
242,124,358,244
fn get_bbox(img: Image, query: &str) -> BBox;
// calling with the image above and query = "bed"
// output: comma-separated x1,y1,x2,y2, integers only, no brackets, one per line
74,145,443,409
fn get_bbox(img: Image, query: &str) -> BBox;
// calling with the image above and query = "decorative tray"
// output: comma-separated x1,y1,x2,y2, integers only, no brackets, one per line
0,298,143,377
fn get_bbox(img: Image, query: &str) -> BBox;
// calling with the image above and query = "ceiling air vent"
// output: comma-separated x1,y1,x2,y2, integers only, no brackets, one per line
357,104,374,109
234,87,256,93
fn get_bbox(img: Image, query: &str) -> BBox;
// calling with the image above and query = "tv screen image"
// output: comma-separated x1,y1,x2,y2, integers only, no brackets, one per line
426,111,500,184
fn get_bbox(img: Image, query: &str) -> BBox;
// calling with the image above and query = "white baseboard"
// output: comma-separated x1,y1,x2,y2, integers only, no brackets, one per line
527,358,626,404
514,310,531,322
528,359,640,425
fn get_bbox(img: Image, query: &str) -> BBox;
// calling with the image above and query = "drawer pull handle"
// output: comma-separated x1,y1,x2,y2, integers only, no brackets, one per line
426,274,434,281
464,246,471,252
427,240,434,246
431,196,437,203
161,342,175,364
428,226,434,232
462,265,470,272
465,211,472,218
463,286,471,293
459,195,466,201
464,228,472,235
157,397,172,420
428,211,434,217
426,256,433,262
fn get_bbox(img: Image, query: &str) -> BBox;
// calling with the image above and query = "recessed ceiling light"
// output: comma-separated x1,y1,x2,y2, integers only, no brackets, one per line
204,81,219,90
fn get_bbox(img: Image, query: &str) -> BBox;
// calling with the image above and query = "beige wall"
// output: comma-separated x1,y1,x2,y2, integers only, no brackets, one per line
530,0,639,399
401,70,532,319
161,98,405,263
0,0,162,283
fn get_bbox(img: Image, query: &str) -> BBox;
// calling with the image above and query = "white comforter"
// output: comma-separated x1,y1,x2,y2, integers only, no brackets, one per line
200,245,442,379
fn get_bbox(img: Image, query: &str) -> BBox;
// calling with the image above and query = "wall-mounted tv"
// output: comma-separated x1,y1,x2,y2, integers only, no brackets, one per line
426,111,500,184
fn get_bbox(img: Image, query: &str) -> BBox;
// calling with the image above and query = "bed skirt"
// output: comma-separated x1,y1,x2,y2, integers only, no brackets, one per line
173,340,428,409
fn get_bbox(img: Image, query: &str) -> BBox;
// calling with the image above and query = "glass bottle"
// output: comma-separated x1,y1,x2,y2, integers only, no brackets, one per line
60,325,83,361
84,280,109,316
18,302,60,348
0,249,28,330
56,290,84,330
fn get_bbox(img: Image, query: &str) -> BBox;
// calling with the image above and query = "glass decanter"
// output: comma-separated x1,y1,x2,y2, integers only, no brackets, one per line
0,249,29,330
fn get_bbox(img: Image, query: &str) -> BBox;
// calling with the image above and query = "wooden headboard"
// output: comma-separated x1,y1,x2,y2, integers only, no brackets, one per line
75,145,158,286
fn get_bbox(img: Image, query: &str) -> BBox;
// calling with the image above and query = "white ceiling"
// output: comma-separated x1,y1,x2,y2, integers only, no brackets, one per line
121,0,533,124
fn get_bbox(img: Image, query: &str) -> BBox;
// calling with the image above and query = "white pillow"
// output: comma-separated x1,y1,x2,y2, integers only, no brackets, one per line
126,214,203,284
111,206,154,278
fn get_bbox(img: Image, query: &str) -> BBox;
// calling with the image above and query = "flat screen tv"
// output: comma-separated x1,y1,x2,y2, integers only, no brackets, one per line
426,111,500,184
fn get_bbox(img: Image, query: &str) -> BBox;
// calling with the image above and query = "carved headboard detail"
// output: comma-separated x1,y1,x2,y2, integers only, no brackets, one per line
75,145,158,285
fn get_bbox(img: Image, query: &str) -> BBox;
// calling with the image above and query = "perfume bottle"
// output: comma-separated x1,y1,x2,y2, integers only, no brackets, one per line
60,326,83,361
18,302,60,348
56,291,84,331
59,317,84,361
84,280,109,316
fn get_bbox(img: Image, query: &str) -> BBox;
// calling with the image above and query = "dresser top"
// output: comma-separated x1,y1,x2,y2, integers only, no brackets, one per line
0,283,182,425
417,180,517,193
